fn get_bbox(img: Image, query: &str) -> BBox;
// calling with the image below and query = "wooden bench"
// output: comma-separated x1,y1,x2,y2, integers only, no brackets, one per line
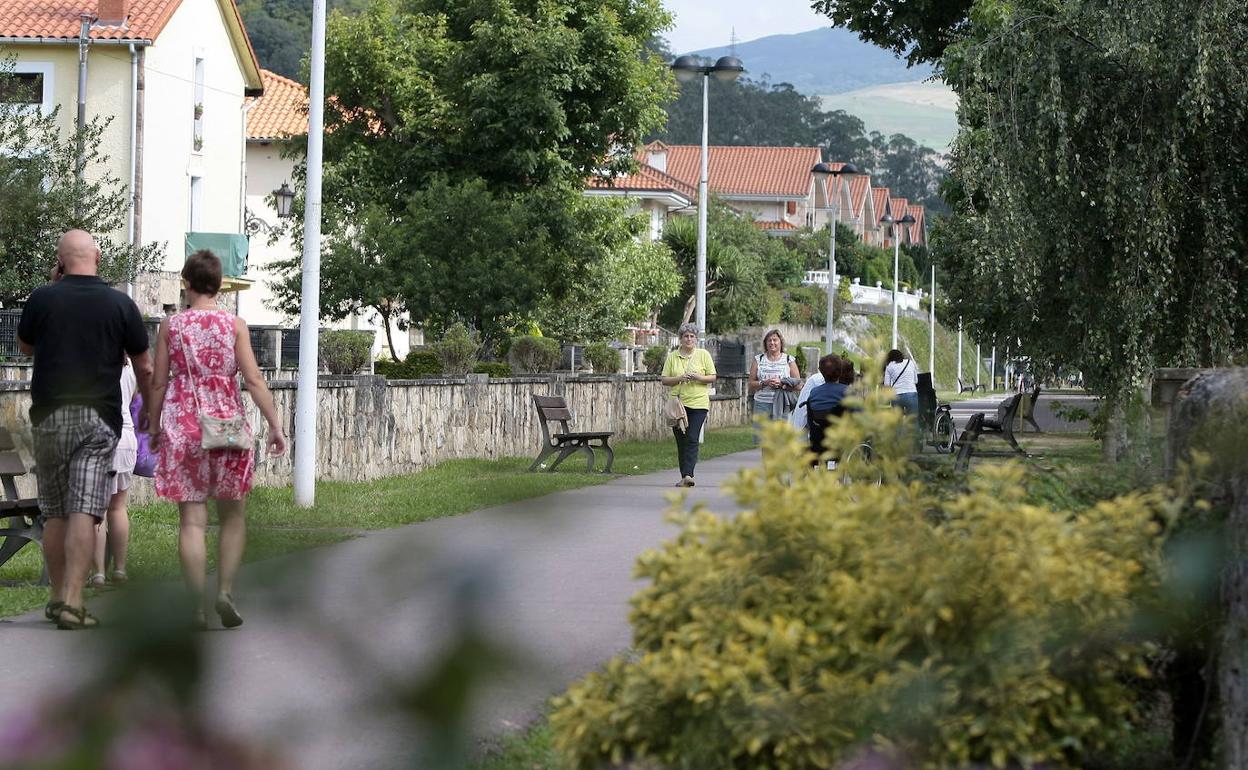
0,426,42,571
958,377,986,394
979,393,1027,455
529,395,615,473
952,412,985,473
1020,384,1043,433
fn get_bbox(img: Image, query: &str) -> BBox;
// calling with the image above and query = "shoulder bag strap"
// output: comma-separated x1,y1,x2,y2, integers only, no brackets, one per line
178,317,207,416
888,359,911,388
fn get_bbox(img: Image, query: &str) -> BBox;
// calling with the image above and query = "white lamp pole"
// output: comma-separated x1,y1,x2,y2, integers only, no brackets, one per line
879,210,915,350
671,55,744,340
975,343,982,388
929,263,935,381
990,345,997,392
293,0,327,507
957,317,963,385
811,162,863,354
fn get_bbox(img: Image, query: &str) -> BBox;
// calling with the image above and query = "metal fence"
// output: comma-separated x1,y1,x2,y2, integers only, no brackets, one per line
0,309,24,360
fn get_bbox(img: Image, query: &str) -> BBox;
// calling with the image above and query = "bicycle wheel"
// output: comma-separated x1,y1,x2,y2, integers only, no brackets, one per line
933,411,955,454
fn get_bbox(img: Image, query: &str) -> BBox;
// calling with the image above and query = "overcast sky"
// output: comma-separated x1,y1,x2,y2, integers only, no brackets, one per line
662,0,829,54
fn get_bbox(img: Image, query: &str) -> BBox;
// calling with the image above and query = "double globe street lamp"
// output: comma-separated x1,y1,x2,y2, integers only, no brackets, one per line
879,210,916,349
811,161,864,354
670,54,744,340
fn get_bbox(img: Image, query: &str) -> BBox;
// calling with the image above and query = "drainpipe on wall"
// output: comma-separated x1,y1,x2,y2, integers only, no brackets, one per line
239,99,257,232
133,47,146,305
75,14,92,219
126,42,138,298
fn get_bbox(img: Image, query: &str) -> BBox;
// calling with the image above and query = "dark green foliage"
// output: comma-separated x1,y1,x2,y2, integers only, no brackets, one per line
318,329,374,375
375,348,442,379
583,343,620,374
432,322,479,376
642,345,668,374
471,362,513,378
237,0,371,80
508,335,561,374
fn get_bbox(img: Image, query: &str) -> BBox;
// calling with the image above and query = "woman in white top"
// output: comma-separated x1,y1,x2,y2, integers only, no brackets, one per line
89,359,136,587
749,330,802,432
883,348,919,415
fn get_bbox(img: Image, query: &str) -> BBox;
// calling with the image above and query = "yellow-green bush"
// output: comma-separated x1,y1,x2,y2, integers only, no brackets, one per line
551,404,1175,770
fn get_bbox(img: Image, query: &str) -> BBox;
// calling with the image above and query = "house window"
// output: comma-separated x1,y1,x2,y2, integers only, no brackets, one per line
786,200,797,216
192,56,205,153
0,62,54,115
189,176,203,231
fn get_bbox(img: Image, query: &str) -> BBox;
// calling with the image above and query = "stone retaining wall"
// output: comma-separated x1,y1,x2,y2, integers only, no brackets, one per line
0,374,750,501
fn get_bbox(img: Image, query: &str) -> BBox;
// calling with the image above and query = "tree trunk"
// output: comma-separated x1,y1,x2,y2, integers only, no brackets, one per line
1101,380,1153,470
376,306,398,361
1166,367,1248,769
1221,475,1248,770
680,293,695,325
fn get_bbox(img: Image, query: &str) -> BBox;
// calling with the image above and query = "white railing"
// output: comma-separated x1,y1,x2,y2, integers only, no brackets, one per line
802,271,923,310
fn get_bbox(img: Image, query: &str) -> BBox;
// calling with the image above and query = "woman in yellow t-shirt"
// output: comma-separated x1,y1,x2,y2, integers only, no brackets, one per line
660,323,718,487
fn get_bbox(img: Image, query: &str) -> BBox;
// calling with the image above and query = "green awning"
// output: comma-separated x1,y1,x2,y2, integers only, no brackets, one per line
184,232,249,277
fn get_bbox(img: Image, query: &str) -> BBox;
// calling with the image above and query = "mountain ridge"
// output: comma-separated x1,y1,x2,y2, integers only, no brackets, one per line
683,26,933,96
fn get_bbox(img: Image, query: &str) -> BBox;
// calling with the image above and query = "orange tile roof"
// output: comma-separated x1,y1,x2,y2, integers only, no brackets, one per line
0,0,178,40
659,145,821,198
871,188,891,225
848,176,871,219
248,69,307,141
588,162,697,202
906,204,926,244
889,197,910,220
753,220,798,232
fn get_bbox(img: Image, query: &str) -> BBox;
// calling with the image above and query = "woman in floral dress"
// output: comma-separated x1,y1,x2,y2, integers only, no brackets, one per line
148,250,286,629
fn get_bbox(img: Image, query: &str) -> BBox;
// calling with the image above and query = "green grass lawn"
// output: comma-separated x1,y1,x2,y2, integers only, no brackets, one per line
0,426,755,618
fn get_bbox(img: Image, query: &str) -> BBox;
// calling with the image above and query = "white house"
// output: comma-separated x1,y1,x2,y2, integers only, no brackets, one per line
0,0,265,314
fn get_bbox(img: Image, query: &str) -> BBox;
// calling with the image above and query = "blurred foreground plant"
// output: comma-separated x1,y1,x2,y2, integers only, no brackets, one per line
551,403,1183,769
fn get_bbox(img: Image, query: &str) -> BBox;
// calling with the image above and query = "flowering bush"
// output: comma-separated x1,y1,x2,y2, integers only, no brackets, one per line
552,405,1177,769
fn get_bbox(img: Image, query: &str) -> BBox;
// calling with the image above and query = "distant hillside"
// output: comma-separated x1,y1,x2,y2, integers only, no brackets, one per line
820,81,958,151
685,27,932,96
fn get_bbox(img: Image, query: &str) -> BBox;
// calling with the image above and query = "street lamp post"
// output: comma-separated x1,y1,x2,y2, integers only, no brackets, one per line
671,54,744,339
878,210,916,349
810,161,863,353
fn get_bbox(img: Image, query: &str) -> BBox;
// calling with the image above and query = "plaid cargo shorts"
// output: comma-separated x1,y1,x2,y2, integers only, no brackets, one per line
32,405,119,520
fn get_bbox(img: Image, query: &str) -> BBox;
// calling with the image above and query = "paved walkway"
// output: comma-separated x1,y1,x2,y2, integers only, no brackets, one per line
0,450,760,769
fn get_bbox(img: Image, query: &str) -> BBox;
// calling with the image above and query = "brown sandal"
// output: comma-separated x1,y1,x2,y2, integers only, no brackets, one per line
56,605,100,630
44,601,65,621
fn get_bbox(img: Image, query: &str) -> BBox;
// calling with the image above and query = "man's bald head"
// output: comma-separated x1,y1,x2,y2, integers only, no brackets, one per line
57,229,101,275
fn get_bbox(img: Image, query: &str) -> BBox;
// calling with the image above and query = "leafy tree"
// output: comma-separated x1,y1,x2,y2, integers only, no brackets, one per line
934,0,1248,463
238,0,370,80
811,0,974,66
658,204,792,333
537,199,683,343
273,0,674,350
0,60,162,306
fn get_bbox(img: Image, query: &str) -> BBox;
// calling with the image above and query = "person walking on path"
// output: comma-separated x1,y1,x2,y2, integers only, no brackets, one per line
148,250,286,630
883,349,918,415
660,323,717,487
16,230,153,630
88,360,138,588
748,329,802,436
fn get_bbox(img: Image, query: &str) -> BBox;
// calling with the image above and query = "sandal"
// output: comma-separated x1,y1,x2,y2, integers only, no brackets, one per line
87,573,107,589
44,600,65,621
56,605,100,630
110,569,129,586
215,592,243,629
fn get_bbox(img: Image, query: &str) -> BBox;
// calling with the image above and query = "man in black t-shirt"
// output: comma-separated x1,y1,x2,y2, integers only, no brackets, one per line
17,230,154,630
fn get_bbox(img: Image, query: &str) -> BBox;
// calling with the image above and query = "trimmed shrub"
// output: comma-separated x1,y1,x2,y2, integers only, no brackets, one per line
551,404,1173,770
509,335,561,373
432,322,479,376
793,346,806,374
318,329,373,375
643,345,668,374
472,361,512,378
375,349,441,379
583,342,620,374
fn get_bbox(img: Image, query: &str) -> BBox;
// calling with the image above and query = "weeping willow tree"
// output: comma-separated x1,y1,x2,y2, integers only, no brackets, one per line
934,0,1248,460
